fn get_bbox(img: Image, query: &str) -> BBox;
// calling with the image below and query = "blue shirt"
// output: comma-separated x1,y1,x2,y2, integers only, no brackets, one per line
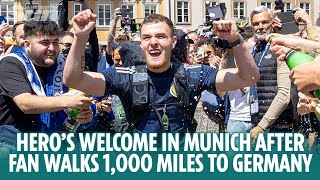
102,63,219,133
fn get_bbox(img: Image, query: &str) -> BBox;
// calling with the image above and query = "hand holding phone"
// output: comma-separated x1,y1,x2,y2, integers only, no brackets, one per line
197,47,204,57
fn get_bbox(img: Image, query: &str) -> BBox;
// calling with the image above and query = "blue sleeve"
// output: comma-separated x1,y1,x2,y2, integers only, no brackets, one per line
102,67,130,97
201,65,218,94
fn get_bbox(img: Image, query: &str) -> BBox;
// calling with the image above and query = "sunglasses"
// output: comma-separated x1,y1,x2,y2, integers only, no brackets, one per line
59,43,72,48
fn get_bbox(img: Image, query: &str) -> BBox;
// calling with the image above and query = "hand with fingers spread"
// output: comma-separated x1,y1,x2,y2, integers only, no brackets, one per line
72,9,97,39
211,20,240,43
0,23,9,37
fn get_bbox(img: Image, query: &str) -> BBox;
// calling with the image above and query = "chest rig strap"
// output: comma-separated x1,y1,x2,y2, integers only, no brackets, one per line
149,103,181,132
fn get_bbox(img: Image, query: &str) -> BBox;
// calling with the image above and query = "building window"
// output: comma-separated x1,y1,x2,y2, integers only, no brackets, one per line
177,1,190,23
49,3,62,23
300,3,310,14
120,4,134,19
260,2,272,9
73,4,82,17
283,2,291,12
0,3,15,26
233,1,245,20
145,4,157,18
205,1,217,23
97,4,111,27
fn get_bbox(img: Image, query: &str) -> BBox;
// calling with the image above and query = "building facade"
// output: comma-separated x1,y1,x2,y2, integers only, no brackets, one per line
1,0,165,45
0,0,318,44
169,0,319,30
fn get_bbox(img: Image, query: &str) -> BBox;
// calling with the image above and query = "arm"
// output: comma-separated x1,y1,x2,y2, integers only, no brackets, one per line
257,60,291,130
212,20,259,93
293,8,313,29
12,92,92,114
63,10,106,96
215,41,259,92
268,34,320,57
106,8,121,55
0,56,93,115
306,26,320,42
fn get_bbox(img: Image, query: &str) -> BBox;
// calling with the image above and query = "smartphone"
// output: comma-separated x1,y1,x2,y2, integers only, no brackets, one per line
278,11,299,34
206,5,224,20
197,47,204,56
0,16,7,24
120,9,131,17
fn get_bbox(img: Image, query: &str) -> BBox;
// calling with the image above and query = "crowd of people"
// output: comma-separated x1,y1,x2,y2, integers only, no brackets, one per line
1,0,320,153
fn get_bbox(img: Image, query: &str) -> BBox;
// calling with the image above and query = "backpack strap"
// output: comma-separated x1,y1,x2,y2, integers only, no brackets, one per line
173,63,203,132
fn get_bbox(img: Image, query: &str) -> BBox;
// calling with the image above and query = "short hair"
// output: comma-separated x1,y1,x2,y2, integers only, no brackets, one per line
250,6,274,23
115,33,130,42
187,31,198,37
59,31,74,38
12,21,25,36
140,14,174,36
195,40,207,48
24,20,60,39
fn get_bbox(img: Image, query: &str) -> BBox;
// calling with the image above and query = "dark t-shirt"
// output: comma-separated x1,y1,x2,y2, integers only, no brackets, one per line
0,56,39,131
102,63,218,132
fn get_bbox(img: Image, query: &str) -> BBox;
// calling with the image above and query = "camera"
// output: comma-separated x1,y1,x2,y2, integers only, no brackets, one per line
275,0,284,12
120,8,131,18
132,73,148,106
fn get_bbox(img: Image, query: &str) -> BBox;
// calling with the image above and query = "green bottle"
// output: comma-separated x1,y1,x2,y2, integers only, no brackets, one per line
63,109,80,132
285,50,320,99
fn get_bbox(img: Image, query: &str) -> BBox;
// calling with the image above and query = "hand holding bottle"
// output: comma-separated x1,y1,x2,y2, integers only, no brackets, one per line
297,92,320,116
65,91,93,109
75,106,93,124
267,34,320,97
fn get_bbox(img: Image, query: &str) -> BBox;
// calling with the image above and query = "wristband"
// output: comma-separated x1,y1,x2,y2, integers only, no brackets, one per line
228,35,244,48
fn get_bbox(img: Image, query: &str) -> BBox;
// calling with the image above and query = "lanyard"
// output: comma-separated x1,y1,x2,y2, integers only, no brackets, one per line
252,43,270,68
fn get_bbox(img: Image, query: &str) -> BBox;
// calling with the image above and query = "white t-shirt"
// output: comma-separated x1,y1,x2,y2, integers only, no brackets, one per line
228,88,251,121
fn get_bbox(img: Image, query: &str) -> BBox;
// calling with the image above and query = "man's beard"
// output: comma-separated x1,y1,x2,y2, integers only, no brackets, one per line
146,57,167,69
255,34,266,41
254,27,272,42
29,47,55,67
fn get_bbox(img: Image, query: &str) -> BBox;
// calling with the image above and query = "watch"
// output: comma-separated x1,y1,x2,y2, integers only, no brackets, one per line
228,35,244,48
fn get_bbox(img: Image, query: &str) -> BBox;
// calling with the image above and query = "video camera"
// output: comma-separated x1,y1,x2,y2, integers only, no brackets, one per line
275,0,284,12
120,9,139,33
199,3,230,52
